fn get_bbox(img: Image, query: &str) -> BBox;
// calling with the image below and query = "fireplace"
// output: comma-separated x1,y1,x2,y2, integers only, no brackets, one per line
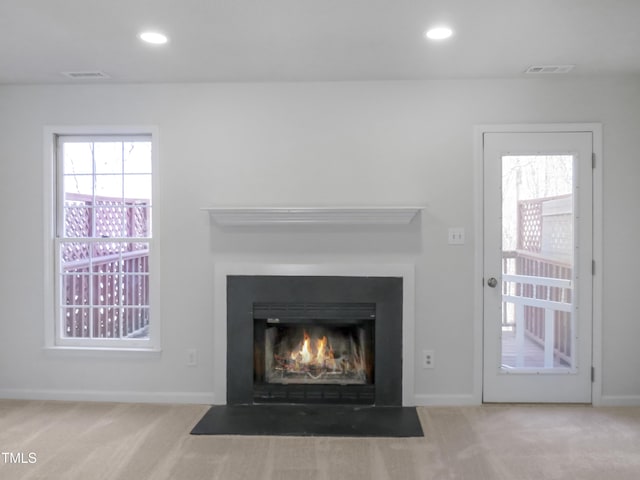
226,275,403,406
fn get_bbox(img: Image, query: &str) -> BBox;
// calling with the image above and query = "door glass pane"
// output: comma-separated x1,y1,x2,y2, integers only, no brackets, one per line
501,155,574,370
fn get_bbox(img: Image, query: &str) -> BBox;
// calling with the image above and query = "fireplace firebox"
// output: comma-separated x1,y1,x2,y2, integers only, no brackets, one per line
253,303,375,404
227,276,403,406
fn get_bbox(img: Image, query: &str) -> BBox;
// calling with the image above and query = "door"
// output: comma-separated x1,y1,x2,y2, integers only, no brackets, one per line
483,131,593,403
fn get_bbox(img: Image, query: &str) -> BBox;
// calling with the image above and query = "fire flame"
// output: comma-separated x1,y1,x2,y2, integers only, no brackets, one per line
269,328,368,384
290,330,336,369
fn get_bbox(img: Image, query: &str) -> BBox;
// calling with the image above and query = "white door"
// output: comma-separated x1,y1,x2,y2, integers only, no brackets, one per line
483,131,593,403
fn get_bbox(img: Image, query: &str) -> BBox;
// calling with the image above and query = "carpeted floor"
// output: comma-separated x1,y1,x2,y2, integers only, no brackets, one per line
1,400,640,479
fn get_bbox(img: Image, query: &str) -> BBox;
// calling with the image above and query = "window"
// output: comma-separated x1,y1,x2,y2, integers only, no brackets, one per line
51,132,158,349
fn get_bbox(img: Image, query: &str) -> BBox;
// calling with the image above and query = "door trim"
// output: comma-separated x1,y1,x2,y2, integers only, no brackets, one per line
473,124,603,405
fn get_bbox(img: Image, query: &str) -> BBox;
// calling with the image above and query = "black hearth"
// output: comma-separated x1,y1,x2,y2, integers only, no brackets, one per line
226,276,403,406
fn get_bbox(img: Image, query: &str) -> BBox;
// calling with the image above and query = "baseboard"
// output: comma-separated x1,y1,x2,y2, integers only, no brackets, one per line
598,395,640,407
0,389,483,407
13,390,617,407
413,394,479,406
0,388,216,405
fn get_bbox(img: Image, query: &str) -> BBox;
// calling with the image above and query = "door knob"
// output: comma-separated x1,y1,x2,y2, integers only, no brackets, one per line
487,277,498,288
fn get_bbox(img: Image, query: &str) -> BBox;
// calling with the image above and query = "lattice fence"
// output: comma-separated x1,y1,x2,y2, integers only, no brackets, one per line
517,199,543,252
63,193,149,260
517,194,572,257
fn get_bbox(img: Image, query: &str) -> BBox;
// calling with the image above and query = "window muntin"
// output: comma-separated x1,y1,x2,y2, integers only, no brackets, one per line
56,135,153,346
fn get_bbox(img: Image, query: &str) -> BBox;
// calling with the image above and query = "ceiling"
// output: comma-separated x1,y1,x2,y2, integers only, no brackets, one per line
1,0,639,85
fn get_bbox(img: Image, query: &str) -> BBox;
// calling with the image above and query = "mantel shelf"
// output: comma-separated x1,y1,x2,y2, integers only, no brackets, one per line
203,207,424,226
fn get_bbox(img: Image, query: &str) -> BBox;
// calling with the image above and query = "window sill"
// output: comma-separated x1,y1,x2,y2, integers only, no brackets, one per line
43,346,162,359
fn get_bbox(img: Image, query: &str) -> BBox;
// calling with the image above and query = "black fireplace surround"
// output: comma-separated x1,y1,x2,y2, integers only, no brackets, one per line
227,276,403,406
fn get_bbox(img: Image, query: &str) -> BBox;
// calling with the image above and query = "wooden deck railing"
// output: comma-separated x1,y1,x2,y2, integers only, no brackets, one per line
499,193,575,367
502,250,573,367
62,250,149,339
61,193,150,339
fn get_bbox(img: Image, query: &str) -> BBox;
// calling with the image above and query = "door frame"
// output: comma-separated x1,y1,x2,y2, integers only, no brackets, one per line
473,124,603,405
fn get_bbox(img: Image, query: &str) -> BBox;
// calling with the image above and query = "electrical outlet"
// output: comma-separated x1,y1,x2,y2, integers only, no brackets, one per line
422,349,435,369
448,227,465,245
187,349,198,366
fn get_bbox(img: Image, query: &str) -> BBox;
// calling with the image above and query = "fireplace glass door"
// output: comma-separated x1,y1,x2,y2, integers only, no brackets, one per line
253,303,375,404
265,324,372,385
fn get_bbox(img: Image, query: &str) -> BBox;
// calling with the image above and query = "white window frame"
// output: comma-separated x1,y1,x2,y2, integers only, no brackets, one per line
44,126,161,351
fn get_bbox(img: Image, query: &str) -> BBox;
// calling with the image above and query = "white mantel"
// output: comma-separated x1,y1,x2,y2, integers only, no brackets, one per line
203,206,424,226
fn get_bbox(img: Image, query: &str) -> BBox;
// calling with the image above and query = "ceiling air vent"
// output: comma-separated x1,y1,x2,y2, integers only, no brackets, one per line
525,65,574,74
62,71,111,80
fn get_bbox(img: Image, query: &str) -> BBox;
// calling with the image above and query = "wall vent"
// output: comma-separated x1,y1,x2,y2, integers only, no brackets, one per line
61,71,111,79
525,65,574,74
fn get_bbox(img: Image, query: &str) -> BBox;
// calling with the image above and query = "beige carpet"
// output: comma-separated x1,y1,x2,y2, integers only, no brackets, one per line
1,400,640,479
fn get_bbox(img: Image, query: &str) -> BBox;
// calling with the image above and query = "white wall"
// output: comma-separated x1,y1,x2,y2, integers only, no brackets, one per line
0,78,639,405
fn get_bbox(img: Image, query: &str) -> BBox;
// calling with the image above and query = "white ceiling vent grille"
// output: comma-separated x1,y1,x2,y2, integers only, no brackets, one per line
525,65,574,74
62,71,111,79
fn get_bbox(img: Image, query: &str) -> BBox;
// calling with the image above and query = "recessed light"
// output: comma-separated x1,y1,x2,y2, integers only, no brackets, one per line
62,71,111,80
425,26,453,40
139,31,168,45
525,65,575,74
